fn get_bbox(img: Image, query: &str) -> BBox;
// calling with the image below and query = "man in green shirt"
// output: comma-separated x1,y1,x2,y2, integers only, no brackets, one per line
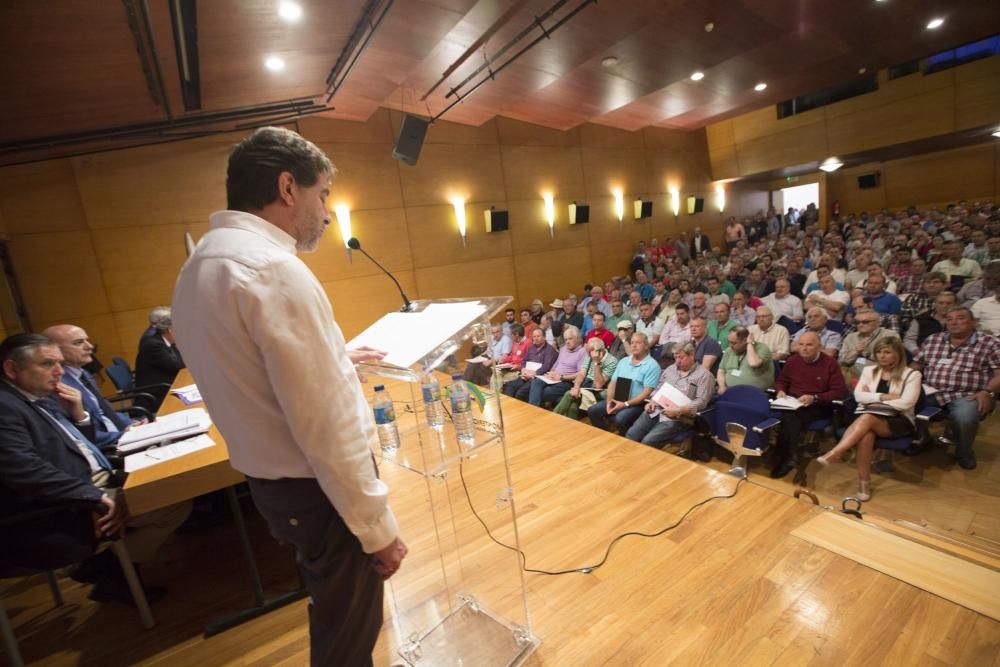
718,326,774,392
707,302,739,350
605,299,630,331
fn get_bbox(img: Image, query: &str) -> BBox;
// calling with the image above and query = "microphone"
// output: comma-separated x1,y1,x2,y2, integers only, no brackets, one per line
347,237,413,312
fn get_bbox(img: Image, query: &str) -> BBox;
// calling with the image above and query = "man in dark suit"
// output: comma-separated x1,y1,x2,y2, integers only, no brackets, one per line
135,306,186,412
0,334,188,603
690,226,711,257
44,324,135,450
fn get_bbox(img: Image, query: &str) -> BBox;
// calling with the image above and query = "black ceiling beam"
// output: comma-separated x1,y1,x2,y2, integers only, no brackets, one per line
168,0,202,112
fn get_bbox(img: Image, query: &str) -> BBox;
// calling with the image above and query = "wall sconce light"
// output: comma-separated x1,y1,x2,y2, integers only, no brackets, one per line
669,188,680,218
714,184,726,212
568,201,590,224
334,204,352,249
612,189,624,230
451,197,467,246
633,198,652,220
543,193,556,238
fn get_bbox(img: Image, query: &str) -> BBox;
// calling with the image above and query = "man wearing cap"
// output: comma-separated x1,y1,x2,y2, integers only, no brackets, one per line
609,320,633,359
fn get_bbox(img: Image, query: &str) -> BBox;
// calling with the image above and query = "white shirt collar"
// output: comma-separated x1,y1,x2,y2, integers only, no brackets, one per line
209,210,298,255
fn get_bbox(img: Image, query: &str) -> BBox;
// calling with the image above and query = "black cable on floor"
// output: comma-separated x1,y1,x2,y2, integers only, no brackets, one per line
458,459,745,576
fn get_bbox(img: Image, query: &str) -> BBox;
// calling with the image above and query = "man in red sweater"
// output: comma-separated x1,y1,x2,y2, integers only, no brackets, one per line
585,312,615,348
771,331,847,478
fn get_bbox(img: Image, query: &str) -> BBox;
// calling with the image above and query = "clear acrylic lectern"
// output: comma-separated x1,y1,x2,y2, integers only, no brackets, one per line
353,296,540,667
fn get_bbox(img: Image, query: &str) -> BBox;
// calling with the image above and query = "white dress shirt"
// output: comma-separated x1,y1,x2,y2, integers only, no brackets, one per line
762,293,804,321
173,210,397,553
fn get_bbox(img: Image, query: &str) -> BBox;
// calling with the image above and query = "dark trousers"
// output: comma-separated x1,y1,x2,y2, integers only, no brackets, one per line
247,477,382,667
588,400,644,432
776,404,832,464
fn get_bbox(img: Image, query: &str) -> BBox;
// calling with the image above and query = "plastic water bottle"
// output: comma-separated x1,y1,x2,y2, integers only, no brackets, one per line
372,385,400,452
449,374,476,446
422,373,444,428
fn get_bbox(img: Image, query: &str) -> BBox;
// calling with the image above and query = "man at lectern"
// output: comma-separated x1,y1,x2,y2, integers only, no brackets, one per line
173,126,406,666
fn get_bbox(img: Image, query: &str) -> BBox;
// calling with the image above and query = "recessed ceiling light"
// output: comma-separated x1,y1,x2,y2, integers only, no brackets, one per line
858,67,867,74
754,82,767,92
690,71,705,81
601,56,619,68
278,1,303,22
265,55,285,72
819,158,844,173
704,22,715,33
926,17,944,29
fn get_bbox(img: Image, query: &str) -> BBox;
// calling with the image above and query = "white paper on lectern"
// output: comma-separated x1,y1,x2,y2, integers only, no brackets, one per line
346,301,487,368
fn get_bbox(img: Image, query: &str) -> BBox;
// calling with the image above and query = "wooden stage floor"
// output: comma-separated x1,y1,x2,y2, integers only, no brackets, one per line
4,394,999,666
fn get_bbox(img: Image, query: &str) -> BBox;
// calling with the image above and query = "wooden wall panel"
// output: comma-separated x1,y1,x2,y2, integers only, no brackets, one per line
736,120,829,176
300,207,412,283
495,117,581,147
322,271,419,339
72,137,230,228
885,145,995,207
414,257,517,303
506,198,590,256
9,231,110,323
406,203,512,270
113,306,155,367
512,247,593,307
855,86,955,149
580,146,650,200
578,124,644,149
0,159,90,235
395,143,506,208
90,223,188,313
731,105,825,144
500,145,587,202
590,240,634,284
298,108,394,144
317,141,405,211
954,57,1000,130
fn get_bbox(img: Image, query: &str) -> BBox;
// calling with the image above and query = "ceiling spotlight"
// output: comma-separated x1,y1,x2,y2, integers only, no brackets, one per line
601,56,619,68
754,82,767,92
926,17,944,29
704,22,715,32
819,158,844,173
265,55,286,72
277,1,302,22
993,129,1000,138
858,67,867,74
690,71,705,81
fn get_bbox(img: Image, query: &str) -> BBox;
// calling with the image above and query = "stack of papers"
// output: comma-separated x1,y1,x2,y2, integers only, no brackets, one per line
650,383,693,410
117,408,212,454
124,434,216,472
770,396,804,410
170,383,202,405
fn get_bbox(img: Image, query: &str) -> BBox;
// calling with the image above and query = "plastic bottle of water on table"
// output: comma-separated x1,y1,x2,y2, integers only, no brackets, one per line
449,374,476,446
372,385,400,452
422,372,444,428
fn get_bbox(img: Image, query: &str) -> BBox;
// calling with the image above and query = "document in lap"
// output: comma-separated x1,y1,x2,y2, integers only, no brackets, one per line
770,396,804,410
650,382,692,410
116,407,213,453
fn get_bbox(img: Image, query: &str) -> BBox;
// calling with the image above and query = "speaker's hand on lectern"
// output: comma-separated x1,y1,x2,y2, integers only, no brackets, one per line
349,346,387,365
372,537,408,580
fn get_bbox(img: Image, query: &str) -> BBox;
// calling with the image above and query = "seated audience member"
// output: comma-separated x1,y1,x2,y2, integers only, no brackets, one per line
957,262,1000,307
43,324,134,450
770,332,848,478
609,320,633,360
972,292,1000,336
730,291,757,328
501,308,516,336
135,306,186,412
0,334,190,603
895,257,927,296
964,229,989,265
904,292,955,355
657,303,691,361
581,302,597,338
932,240,983,283
578,285,612,318
717,326,774,393
523,325,586,407
502,329,557,398
762,279,803,322
749,306,790,361
818,338,921,501
689,292,709,321
555,338,619,418
497,324,528,369
635,270,655,301
804,274,850,321
634,302,663,347
911,307,1000,470
785,260,807,298
705,277,730,307
860,273,901,315
626,342,715,447
465,323,512,385
518,309,537,339
707,303,738,350
544,299,563,326
690,317,722,373
539,314,557,347
899,271,948,329
838,307,899,380
606,299,630,331
624,290,643,321
588,332,661,432
556,298,584,330
585,312,615,348
804,261,846,293
790,308,843,357
529,299,545,324
655,289,684,324
739,268,769,299
860,263,898,295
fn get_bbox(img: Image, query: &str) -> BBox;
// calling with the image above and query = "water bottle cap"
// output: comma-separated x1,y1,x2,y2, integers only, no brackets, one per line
374,384,385,391
451,374,463,380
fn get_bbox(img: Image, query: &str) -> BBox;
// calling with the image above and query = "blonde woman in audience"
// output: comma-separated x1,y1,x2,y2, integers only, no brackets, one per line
817,337,921,501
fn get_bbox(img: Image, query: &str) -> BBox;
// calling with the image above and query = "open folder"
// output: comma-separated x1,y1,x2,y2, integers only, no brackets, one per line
116,407,213,454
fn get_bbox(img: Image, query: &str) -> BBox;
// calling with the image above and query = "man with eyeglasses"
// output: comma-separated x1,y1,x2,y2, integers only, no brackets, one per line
838,307,899,380
911,306,1000,470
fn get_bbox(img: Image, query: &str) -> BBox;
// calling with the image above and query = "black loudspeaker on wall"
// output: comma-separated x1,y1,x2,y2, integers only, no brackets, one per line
857,172,881,189
392,114,429,166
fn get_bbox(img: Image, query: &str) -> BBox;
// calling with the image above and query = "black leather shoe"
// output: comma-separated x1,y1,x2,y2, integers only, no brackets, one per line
770,459,796,479
957,456,977,470
68,550,117,585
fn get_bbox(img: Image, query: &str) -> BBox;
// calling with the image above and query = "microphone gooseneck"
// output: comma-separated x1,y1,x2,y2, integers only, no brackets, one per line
347,237,412,312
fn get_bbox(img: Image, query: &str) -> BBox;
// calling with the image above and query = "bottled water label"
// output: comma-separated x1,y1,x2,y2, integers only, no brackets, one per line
422,385,441,402
373,405,396,424
451,396,471,413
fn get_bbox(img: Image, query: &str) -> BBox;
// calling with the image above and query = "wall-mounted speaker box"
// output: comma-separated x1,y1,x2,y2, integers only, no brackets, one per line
633,199,653,219
392,114,429,166
569,202,590,224
857,172,881,189
687,196,705,214
484,208,509,233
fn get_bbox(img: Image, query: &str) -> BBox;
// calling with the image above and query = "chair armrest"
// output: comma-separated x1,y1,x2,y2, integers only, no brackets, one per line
916,406,942,421
752,417,781,433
